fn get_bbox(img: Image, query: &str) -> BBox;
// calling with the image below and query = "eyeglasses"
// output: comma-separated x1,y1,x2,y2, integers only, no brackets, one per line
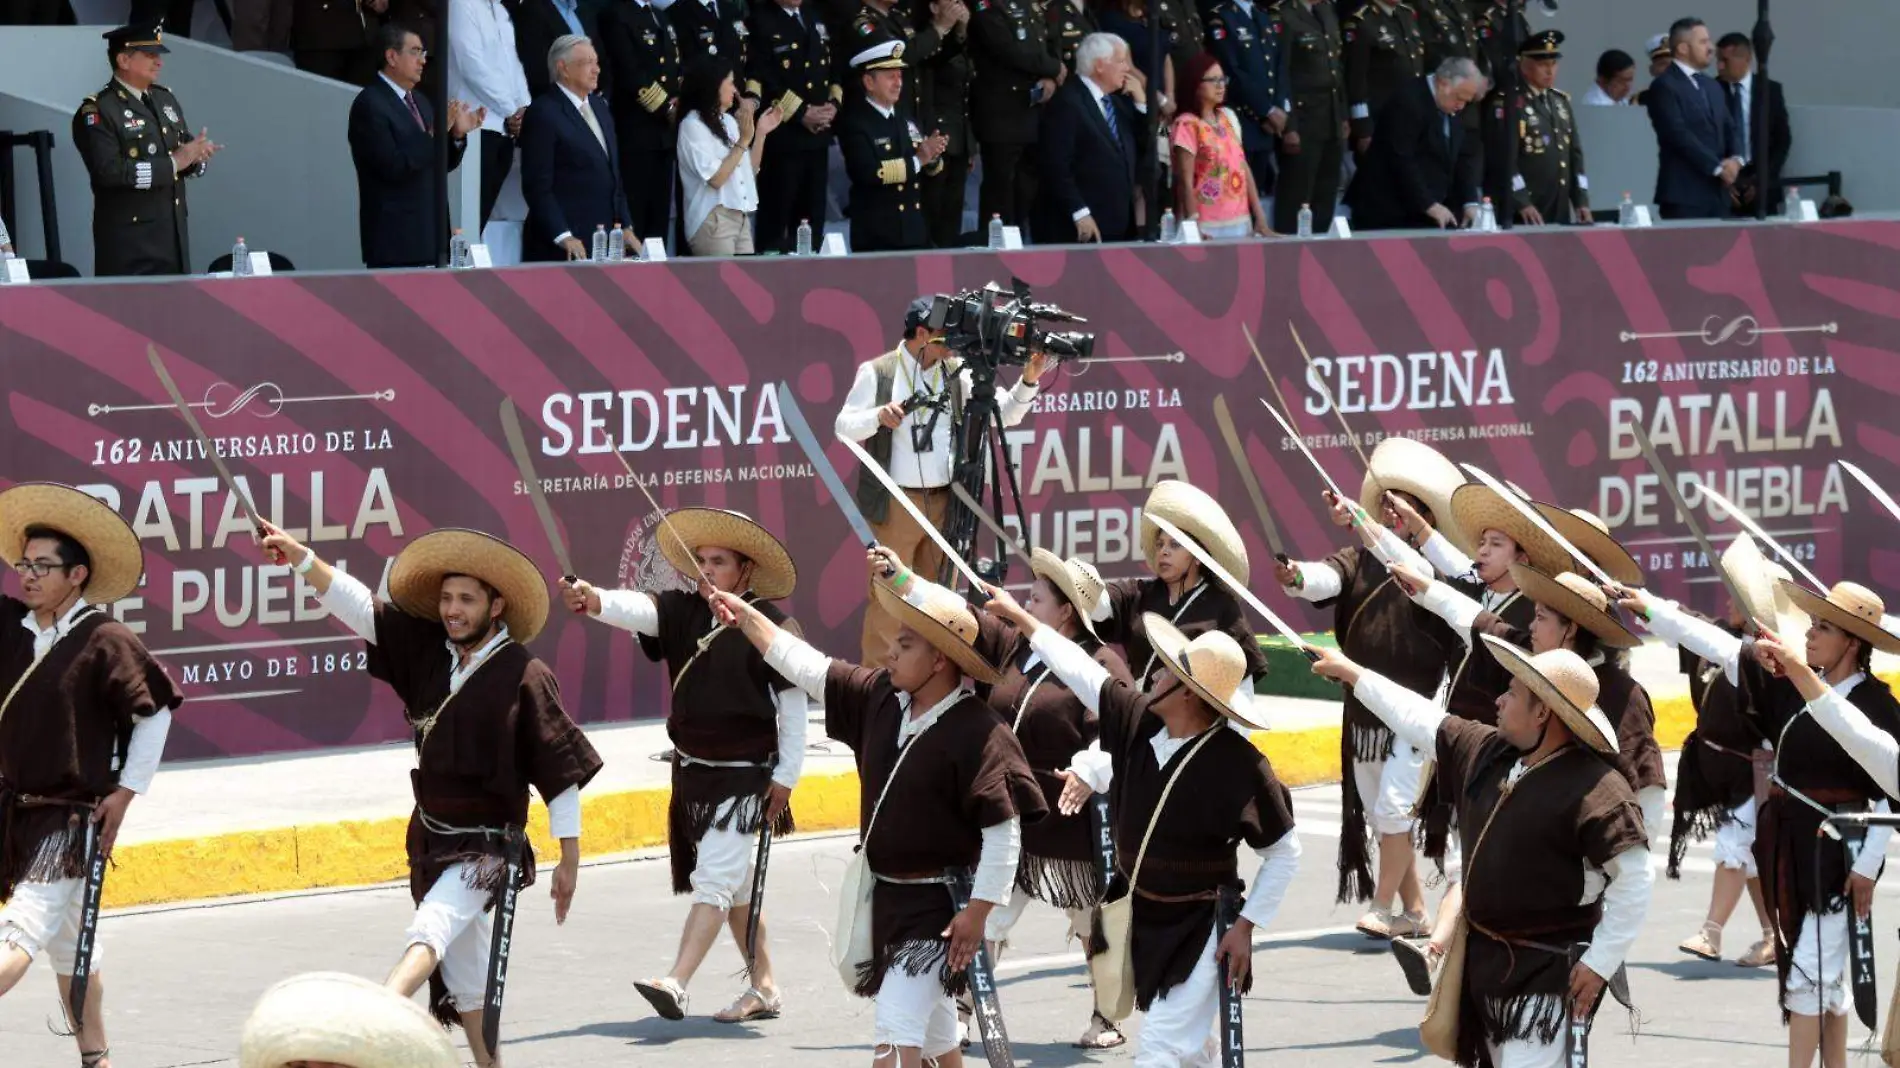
1201,75,1230,85
13,561,71,579
403,46,429,57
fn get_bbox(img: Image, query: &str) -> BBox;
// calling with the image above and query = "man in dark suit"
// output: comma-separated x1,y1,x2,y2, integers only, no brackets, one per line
596,0,682,242
1035,31,1150,245
348,24,481,268
1716,30,1792,216
837,39,946,251
511,0,590,98
1645,16,1742,220
1345,55,1483,230
521,33,638,259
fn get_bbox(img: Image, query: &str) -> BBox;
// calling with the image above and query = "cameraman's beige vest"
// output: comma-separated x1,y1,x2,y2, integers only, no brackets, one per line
855,347,964,525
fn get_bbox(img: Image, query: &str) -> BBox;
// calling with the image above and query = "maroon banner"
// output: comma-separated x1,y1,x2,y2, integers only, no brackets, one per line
2,221,1893,760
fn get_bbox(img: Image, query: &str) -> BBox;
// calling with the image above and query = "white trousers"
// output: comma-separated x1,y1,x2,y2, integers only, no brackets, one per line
1485,1031,1565,1067
873,966,961,1058
983,888,1090,946
690,798,759,910
0,877,99,974
403,862,493,1013
1353,738,1424,838
1711,797,1760,877
1785,908,1851,1017
1136,932,1221,1067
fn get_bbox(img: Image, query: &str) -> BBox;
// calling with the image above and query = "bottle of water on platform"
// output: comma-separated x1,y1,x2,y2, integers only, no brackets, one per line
988,214,1004,250
231,236,251,276
796,218,813,255
1159,208,1177,244
449,228,470,268
1297,203,1313,237
1785,187,1802,221
591,224,608,262
608,222,626,261
1478,198,1497,232
1618,191,1634,227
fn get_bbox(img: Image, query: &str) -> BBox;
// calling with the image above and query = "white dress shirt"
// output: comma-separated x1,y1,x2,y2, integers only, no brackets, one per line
677,110,759,239
1581,82,1628,107
448,0,531,135
834,346,1039,489
18,599,172,795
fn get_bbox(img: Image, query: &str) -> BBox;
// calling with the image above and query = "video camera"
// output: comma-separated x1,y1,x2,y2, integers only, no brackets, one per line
927,279,1096,366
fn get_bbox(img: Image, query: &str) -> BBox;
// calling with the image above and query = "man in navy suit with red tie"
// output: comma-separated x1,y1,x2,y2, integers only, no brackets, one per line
1033,31,1149,244
1645,16,1743,220
521,33,639,259
348,24,483,268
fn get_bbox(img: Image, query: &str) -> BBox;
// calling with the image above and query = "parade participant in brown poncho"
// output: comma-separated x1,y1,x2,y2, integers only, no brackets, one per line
239,972,460,1068
1625,579,1900,1068
0,484,179,1068
1277,437,1462,938
562,509,804,1025
982,580,1299,1068
888,546,1133,1050
1667,536,1791,970
1313,637,1653,1068
711,553,1044,1068
262,525,603,1068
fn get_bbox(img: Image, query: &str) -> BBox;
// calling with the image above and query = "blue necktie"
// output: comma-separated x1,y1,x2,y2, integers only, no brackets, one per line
1102,95,1120,142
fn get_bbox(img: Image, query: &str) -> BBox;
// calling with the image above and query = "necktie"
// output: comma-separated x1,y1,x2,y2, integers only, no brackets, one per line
1728,82,1749,160
793,8,803,27
1101,94,1121,145
404,90,426,131
579,97,607,150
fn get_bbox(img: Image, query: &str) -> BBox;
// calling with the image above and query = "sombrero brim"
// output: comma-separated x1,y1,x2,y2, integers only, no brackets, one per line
1780,580,1900,654
872,579,1001,684
1509,565,1640,649
1481,635,1617,754
1144,613,1268,730
1536,505,1642,586
1721,537,1779,629
1449,485,1572,576
240,971,460,1068
1141,481,1251,586
0,482,144,605
1360,441,1470,554
389,529,551,644
1029,547,1099,638
656,508,797,600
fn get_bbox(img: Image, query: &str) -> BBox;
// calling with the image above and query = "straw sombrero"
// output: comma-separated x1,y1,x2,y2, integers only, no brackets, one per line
389,528,551,644
1029,547,1106,638
1479,635,1617,754
871,578,1000,683
1448,483,1570,576
239,971,459,1068
1509,565,1640,649
1359,438,1470,552
656,508,796,600
1720,536,1809,638
1779,580,1900,654
1144,613,1267,730
0,482,144,605
1140,480,1249,586
1535,506,1642,586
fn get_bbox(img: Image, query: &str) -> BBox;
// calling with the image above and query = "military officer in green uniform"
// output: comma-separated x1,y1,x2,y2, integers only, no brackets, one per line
1343,0,1422,154
837,39,947,251
73,23,220,277
1504,30,1589,225
1272,0,1346,234
967,0,1059,230
1045,0,1098,71
1473,0,1527,213
1410,0,1472,72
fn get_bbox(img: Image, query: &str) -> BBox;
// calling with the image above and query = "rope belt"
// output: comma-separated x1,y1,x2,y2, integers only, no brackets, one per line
1133,887,1221,904
874,871,957,886
1768,781,1868,840
417,807,517,839
675,747,776,770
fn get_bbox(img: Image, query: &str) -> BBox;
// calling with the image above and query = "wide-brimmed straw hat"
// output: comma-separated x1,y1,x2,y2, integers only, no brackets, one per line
1140,480,1249,586
1449,483,1571,576
1779,580,1900,654
1509,564,1640,649
656,507,796,600
1534,506,1642,586
0,482,144,605
1720,536,1809,638
239,971,459,1068
1479,635,1617,754
1029,547,1106,638
1144,613,1267,730
872,578,1001,684
1359,438,1470,552
389,528,551,644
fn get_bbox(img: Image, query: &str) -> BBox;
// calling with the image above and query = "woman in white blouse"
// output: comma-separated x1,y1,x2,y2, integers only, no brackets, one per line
676,58,782,257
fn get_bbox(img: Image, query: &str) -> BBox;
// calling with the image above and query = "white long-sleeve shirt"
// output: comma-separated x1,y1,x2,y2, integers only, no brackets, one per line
833,347,1039,490
1283,521,1436,604
449,0,532,134
595,588,807,788
1422,531,1476,583
320,569,582,838
20,599,172,794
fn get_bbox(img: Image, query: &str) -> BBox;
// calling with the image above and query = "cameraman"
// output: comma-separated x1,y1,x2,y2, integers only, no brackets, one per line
835,294,1051,666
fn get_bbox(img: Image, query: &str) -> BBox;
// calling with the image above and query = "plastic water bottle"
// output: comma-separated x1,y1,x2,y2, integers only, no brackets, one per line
987,214,1005,250
1478,198,1498,232
449,228,470,268
1159,208,1178,244
1785,186,1802,221
796,218,814,255
231,236,252,276
1618,191,1635,228
608,222,626,261
591,224,608,262
1297,203,1313,237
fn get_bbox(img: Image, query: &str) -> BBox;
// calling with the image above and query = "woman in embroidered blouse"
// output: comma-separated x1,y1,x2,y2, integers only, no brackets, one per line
676,57,782,257
1170,52,1271,239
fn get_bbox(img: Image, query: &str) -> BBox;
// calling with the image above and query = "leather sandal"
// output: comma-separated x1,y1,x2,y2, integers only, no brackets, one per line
713,986,782,1023
1678,922,1723,962
1073,1011,1127,1049
1736,937,1777,968
633,976,689,1020
80,1050,109,1068
1356,908,1397,939
1391,937,1440,997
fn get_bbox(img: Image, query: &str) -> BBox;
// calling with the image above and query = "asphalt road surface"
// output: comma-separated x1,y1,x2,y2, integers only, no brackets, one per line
5,773,1897,1067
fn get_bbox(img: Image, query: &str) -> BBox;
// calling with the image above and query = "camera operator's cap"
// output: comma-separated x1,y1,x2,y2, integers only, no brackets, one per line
851,39,906,70
1141,479,1250,586
1519,29,1563,59
105,20,170,53
1645,32,1669,59
904,295,941,336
